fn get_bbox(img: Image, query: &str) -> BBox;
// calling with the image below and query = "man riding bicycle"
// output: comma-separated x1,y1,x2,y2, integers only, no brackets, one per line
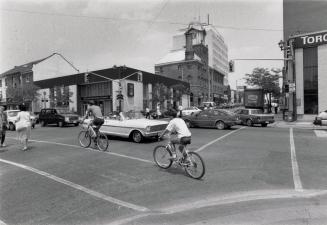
82,100,104,134
159,110,191,162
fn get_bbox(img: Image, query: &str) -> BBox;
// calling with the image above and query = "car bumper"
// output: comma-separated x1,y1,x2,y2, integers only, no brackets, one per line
143,131,162,138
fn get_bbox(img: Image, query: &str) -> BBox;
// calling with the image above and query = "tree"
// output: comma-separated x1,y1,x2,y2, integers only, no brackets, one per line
6,83,40,106
152,83,170,107
244,67,281,112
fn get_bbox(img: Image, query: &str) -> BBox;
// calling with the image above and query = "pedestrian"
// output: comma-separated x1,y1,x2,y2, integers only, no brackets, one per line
0,106,8,148
156,104,161,119
15,105,32,151
145,107,150,119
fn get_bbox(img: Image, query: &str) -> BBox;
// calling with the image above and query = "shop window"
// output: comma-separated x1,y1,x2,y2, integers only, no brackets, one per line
303,47,318,114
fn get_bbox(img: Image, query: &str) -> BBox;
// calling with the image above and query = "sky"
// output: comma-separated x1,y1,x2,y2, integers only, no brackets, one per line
0,0,284,89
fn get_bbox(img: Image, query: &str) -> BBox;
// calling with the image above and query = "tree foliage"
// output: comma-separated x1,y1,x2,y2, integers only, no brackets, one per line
6,83,40,105
245,67,281,112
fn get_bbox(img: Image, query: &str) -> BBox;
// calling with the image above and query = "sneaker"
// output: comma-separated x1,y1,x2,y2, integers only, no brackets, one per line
1,144,6,147
182,156,191,165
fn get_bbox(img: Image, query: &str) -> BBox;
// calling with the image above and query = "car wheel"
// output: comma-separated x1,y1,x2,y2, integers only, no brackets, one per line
132,131,143,143
216,121,225,130
58,121,64,127
41,121,46,127
261,123,268,127
246,119,253,127
9,123,15,131
185,120,192,128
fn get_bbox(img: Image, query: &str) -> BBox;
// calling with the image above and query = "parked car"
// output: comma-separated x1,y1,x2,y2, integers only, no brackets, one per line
83,111,168,143
183,109,239,130
39,108,80,127
234,108,275,127
313,110,327,126
182,106,202,116
5,110,20,131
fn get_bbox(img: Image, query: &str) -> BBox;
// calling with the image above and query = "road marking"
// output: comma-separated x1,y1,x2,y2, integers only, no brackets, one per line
0,158,149,212
195,127,246,152
7,137,153,164
109,189,327,225
290,128,303,192
0,219,7,225
314,130,327,137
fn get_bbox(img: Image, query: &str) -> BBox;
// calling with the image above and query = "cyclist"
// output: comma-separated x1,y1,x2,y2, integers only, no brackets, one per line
81,100,104,135
159,110,191,162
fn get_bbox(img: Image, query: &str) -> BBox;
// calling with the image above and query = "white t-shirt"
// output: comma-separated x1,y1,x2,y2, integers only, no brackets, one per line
166,118,191,139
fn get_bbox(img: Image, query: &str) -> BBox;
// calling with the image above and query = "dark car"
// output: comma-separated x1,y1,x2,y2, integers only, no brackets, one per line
234,108,275,127
39,108,80,127
183,109,239,130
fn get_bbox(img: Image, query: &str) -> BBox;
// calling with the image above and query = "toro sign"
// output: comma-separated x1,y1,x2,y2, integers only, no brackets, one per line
294,31,327,48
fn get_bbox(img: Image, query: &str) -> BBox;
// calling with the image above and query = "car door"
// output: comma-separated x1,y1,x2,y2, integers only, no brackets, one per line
192,111,210,127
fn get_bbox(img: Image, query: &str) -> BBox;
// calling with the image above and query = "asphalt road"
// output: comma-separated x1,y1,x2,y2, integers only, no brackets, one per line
0,124,326,225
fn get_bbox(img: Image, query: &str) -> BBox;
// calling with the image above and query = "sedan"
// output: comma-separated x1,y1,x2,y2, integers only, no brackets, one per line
182,106,202,116
183,109,239,130
84,111,168,143
234,108,275,127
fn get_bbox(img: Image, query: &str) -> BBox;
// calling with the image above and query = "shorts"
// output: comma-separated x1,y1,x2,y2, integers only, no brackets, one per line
93,117,104,126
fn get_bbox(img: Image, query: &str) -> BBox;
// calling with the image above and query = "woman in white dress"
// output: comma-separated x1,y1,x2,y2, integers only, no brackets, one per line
15,105,31,151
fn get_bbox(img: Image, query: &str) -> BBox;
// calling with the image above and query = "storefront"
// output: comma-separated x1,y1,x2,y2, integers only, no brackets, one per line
292,30,327,117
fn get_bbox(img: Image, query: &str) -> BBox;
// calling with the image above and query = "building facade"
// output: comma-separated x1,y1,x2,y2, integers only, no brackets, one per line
155,21,226,107
282,0,327,120
1,56,190,115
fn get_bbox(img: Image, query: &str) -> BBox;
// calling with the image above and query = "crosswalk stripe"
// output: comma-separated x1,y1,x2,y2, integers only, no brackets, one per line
314,130,327,137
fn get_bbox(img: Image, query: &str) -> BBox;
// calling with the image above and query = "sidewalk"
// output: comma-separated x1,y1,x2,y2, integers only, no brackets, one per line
272,113,327,130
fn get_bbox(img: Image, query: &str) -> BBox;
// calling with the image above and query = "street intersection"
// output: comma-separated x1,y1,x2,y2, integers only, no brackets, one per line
0,124,326,225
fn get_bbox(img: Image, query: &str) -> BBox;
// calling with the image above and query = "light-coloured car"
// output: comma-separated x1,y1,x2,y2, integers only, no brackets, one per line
5,110,36,130
5,110,20,131
83,111,168,143
182,106,202,116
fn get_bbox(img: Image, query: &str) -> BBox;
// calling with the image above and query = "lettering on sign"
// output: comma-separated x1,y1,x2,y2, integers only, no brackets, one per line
294,31,327,48
248,95,258,103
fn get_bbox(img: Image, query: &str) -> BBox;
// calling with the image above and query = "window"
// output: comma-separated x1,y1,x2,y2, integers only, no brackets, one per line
127,83,134,97
303,47,318,114
0,79,2,88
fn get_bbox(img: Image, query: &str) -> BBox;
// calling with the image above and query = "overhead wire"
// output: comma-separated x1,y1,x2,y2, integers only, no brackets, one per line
0,8,282,32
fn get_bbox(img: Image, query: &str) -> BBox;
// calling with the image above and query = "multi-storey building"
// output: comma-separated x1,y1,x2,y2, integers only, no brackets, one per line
282,0,327,120
155,21,227,107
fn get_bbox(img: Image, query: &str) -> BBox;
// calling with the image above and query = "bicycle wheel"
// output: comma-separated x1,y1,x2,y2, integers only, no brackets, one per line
184,152,206,179
153,145,173,169
96,132,109,151
78,131,91,148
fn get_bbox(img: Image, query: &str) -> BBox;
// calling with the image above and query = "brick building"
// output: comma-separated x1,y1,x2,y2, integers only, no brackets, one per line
155,22,225,107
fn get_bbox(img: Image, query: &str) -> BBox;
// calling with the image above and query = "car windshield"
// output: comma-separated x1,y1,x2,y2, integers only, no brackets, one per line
56,109,71,114
220,109,235,116
250,109,263,114
8,111,19,117
121,111,145,120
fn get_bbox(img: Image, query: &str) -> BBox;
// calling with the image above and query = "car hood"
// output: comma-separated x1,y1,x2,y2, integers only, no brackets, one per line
85,118,168,129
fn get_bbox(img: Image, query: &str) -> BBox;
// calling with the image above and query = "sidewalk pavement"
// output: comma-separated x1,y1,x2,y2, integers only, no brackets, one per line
272,113,327,130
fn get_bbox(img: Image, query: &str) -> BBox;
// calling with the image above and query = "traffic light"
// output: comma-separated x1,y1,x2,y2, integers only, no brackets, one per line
84,73,90,83
137,71,142,82
229,60,234,72
284,84,289,93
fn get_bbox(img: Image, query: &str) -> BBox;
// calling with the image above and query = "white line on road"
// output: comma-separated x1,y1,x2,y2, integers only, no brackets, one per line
290,128,303,192
7,137,153,164
0,158,149,212
195,127,246,152
314,130,327,137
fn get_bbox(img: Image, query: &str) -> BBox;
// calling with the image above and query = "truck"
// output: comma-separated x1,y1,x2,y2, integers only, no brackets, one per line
243,88,264,110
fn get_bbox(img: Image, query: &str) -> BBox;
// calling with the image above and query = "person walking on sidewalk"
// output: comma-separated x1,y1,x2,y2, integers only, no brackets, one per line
15,105,32,151
0,106,8,148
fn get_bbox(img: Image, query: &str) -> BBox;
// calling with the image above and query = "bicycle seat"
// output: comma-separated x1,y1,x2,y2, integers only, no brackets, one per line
180,136,191,145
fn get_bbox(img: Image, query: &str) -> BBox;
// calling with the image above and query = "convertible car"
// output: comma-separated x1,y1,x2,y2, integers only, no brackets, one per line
84,112,168,143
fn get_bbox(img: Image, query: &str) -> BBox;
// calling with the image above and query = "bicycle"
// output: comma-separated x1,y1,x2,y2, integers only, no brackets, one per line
153,137,205,179
78,121,109,151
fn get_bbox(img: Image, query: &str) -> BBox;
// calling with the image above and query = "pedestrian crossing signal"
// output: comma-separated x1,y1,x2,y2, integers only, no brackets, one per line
84,73,90,83
284,84,289,93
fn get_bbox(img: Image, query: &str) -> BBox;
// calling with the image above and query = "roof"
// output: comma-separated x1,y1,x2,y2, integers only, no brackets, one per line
0,53,56,77
156,50,202,65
